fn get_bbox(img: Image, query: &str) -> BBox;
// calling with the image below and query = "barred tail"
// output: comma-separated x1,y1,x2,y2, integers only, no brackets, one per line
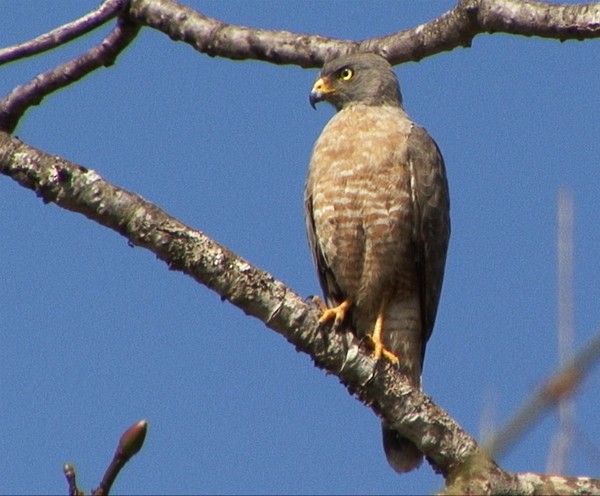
382,426,423,473
380,295,424,473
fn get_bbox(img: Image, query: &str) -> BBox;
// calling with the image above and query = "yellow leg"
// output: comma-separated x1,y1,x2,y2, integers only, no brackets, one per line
318,299,351,328
369,302,399,364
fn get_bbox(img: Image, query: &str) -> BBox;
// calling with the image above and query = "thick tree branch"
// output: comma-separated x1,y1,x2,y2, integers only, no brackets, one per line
1,131,599,494
476,0,600,40
126,0,600,66
0,0,127,66
0,130,475,478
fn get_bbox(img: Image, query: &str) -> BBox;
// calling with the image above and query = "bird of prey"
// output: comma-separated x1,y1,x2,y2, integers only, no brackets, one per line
305,52,450,473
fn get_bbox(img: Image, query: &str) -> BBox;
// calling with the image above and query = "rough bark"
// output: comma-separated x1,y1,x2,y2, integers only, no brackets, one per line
127,0,600,66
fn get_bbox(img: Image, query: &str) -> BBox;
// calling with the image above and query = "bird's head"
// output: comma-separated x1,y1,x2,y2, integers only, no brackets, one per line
309,53,403,111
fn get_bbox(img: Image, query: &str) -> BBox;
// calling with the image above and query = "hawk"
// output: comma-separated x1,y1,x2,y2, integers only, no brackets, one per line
305,53,450,473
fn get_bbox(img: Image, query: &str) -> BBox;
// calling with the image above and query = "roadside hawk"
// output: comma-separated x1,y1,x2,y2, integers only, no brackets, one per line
305,53,450,473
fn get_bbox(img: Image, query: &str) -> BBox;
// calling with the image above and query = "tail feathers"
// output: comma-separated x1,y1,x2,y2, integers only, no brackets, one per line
382,424,423,473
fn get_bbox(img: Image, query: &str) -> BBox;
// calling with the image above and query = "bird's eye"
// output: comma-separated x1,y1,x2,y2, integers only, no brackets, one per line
339,68,354,81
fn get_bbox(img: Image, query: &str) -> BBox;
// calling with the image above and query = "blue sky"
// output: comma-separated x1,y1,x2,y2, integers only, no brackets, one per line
1,1,599,494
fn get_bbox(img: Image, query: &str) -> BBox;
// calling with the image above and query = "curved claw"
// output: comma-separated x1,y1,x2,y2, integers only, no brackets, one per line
318,299,351,330
369,303,399,364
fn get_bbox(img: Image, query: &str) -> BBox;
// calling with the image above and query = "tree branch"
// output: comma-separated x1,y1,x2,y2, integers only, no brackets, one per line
0,0,127,66
0,16,140,134
126,0,600,67
2,131,599,494
482,329,600,459
1,0,599,132
0,130,475,477
476,0,600,40
63,420,147,496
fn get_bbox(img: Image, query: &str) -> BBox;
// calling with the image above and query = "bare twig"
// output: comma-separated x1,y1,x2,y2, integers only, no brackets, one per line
0,0,127,66
63,464,84,496
483,329,600,460
63,420,147,496
548,188,576,473
0,17,140,134
92,420,148,496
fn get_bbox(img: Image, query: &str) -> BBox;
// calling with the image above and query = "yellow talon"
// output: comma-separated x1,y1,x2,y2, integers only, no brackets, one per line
317,298,398,364
318,299,351,328
368,302,399,364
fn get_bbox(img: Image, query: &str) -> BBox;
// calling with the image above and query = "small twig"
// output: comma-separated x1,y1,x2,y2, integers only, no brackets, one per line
62,421,147,496
92,420,148,496
0,16,140,134
0,0,127,66
547,188,576,473
483,329,600,459
63,464,84,496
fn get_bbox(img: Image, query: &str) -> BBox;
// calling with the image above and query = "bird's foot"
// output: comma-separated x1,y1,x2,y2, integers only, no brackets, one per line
317,298,351,330
367,309,399,364
366,337,399,364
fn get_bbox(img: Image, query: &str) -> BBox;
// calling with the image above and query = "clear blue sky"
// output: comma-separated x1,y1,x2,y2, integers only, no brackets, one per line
1,1,599,494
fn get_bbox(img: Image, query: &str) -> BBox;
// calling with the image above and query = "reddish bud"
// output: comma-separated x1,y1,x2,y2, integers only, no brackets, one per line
118,419,148,459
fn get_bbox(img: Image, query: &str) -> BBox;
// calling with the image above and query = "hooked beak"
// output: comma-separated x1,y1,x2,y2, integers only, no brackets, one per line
309,76,335,109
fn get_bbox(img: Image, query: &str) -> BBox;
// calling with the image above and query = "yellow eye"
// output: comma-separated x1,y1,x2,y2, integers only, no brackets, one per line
339,68,354,81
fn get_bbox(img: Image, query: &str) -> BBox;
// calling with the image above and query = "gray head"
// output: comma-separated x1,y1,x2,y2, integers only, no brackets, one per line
309,53,403,111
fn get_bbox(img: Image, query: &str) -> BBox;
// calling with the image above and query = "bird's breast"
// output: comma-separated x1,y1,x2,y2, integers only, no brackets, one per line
307,105,417,306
